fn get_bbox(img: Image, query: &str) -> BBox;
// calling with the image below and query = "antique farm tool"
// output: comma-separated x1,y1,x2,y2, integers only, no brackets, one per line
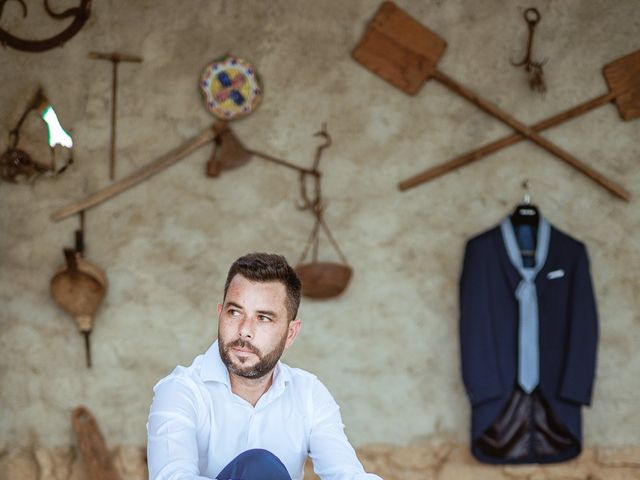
399,50,640,193
50,55,261,221
72,406,121,480
511,7,547,93
50,55,352,297
50,122,227,221
353,1,630,201
208,60,351,297
89,51,143,180
1,88,73,183
0,0,90,52
294,125,351,299
50,226,107,367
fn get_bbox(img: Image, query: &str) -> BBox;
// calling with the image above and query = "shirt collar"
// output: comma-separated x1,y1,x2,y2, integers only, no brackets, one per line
500,214,550,276
201,340,231,385
200,339,293,391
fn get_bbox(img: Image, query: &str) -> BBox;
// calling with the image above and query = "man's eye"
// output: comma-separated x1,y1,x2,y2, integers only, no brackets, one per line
259,315,272,322
229,309,240,316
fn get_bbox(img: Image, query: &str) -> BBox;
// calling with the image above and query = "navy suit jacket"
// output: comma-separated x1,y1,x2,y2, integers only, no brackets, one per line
459,223,598,460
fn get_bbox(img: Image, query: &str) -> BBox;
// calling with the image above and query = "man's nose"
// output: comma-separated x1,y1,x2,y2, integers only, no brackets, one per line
238,317,254,339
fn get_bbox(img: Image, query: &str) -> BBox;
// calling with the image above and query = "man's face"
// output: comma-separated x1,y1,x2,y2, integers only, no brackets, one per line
217,274,300,379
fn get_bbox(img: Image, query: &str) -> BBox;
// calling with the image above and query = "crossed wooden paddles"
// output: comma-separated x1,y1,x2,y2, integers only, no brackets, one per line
353,1,638,201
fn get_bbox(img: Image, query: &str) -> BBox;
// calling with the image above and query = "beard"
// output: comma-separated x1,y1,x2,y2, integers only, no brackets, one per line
219,333,287,379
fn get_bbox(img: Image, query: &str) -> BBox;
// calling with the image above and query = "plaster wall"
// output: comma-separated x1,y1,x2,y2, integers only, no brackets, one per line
1,0,639,454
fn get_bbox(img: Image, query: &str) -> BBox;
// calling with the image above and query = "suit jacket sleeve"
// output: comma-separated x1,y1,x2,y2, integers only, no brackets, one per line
558,244,599,406
459,239,504,406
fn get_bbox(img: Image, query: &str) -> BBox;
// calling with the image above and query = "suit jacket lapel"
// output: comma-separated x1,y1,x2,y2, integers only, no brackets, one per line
493,226,521,294
535,226,555,299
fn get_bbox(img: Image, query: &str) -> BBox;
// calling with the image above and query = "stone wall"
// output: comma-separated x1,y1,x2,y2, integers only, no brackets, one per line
1,0,639,475
2,441,640,479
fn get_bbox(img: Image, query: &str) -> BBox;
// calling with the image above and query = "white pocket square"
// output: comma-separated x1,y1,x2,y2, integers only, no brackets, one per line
547,269,565,280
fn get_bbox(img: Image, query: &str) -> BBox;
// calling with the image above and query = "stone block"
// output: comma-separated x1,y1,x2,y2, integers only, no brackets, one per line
113,445,148,480
387,440,452,471
437,463,510,480
34,446,75,480
597,446,640,467
502,464,544,477
2,449,38,480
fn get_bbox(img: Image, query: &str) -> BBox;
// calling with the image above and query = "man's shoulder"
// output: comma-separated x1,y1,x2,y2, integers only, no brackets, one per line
153,352,207,392
278,362,335,399
279,362,327,390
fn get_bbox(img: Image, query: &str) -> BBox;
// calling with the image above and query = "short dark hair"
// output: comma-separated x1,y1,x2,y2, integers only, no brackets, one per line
223,253,301,320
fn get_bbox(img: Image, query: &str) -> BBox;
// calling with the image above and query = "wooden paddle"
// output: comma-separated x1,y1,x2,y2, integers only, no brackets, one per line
353,1,631,201
72,406,121,480
399,50,640,191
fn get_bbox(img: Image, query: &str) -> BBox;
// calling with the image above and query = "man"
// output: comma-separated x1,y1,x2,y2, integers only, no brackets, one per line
147,253,382,480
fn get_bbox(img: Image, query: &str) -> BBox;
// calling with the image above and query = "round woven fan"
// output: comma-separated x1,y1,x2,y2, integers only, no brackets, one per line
200,55,263,120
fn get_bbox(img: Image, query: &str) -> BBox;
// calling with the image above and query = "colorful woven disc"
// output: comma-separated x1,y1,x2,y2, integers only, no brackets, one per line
200,55,263,120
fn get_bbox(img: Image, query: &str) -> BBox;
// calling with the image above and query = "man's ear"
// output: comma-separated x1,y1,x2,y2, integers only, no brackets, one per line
285,319,301,348
217,303,222,316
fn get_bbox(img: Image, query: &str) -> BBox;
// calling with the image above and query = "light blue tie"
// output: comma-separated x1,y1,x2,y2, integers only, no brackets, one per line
500,218,550,394
516,270,539,393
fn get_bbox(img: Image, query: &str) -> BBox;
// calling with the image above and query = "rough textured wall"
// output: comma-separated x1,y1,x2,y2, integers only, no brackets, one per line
1,0,639,456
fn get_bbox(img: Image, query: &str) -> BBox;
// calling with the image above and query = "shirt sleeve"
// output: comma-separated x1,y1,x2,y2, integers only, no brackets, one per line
147,375,212,480
307,379,383,480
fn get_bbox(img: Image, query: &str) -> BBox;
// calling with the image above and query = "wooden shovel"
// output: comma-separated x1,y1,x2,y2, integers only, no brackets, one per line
353,1,630,201
399,50,640,191
72,406,121,480
50,246,107,367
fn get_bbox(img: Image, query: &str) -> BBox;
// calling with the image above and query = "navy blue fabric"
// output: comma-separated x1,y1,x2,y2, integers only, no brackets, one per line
216,449,292,480
515,224,536,268
459,223,598,464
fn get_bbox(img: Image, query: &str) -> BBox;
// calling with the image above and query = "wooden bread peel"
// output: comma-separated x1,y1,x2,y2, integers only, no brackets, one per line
353,1,630,201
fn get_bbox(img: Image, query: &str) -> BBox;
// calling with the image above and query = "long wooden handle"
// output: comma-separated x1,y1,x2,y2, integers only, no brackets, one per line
399,90,619,190
431,70,630,201
51,123,227,221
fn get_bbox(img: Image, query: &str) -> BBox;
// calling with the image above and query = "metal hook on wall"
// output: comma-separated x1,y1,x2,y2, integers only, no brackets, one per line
0,0,91,52
510,7,548,93
297,123,330,213
521,179,532,204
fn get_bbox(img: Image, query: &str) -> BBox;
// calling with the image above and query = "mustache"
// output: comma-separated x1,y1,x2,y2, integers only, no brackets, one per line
226,338,261,356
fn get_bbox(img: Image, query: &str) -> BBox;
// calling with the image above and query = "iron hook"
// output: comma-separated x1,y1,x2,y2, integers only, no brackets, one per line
524,7,540,26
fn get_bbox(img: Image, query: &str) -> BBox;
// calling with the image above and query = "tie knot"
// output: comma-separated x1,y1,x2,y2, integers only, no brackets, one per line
516,278,536,299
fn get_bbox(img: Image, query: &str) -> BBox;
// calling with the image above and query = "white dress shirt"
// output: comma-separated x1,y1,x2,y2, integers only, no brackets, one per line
147,340,382,480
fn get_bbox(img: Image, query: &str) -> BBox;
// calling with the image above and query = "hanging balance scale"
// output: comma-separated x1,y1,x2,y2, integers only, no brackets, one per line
293,126,352,299
200,55,351,298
